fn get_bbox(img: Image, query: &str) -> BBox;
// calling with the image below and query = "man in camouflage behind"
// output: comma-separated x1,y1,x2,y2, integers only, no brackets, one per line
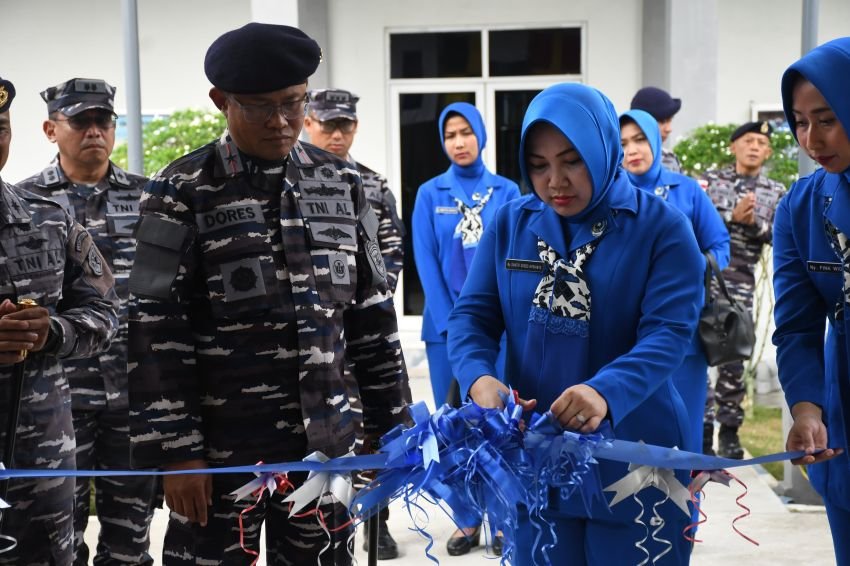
304,88,406,560
0,75,118,566
17,77,158,565
304,89,404,292
127,24,409,565
701,121,786,458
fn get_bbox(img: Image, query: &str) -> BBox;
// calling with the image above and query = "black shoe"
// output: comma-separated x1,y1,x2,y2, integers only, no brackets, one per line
703,423,716,456
363,519,400,560
446,526,481,556
491,534,504,556
718,425,744,459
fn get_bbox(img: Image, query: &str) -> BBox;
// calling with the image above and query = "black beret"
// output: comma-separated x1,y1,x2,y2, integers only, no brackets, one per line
730,121,773,142
308,88,359,121
0,76,15,114
40,78,116,116
205,23,322,94
630,86,682,121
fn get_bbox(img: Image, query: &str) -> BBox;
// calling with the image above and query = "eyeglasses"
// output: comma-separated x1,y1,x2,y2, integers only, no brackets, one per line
317,119,356,134
55,113,117,131
228,95,308,123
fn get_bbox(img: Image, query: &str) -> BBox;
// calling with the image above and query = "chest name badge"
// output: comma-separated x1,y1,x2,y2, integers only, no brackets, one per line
435,206,459,215
505,259,545,273
808,261,843,274
196,204,264,234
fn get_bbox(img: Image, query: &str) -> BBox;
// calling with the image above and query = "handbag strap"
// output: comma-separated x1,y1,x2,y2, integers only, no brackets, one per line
703,252,737,308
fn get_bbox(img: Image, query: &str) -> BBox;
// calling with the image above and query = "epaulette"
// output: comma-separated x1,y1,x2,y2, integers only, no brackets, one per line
215,138,244,178
109,163,133,188
40,164,64,187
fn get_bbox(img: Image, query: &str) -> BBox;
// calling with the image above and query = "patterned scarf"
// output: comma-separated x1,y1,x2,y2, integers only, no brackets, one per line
448,188,494,294
823,210,850,455
521,237,599,405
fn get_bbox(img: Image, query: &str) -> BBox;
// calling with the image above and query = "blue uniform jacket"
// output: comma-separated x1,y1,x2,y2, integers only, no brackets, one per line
652,169,731,271
773,169,850,507
412,168,520,342
447,184,704,507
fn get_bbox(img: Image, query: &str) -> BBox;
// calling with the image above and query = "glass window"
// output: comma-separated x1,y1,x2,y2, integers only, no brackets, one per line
494,89,541,191
489,28,581,76
399,91,476,316
390,32,482,79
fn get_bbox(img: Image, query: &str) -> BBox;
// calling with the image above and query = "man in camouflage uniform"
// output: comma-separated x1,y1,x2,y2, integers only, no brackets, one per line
0,75,118,566
304,89,404,292
17,78,158,566
701,121,786,458
127,24,409,565
631,86,683,172
304,88,405,560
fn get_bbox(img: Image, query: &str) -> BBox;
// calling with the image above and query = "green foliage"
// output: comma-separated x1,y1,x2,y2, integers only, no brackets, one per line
113,108,226,176
672,123,800,189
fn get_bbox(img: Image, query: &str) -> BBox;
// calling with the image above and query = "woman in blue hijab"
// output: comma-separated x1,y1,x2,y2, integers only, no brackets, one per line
411,102,520,554
773,36,850,563
619,109,730,457
448,83,703,565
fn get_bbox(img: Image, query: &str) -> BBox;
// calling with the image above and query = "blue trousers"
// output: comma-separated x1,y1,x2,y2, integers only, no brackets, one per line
825,500,850,565
514,497,692,566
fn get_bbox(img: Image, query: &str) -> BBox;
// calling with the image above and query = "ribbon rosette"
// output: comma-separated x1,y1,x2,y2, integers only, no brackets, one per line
283,451,355,516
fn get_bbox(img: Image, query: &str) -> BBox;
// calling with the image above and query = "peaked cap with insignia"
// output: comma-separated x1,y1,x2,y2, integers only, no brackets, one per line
0,76,15,114
41,78,116,116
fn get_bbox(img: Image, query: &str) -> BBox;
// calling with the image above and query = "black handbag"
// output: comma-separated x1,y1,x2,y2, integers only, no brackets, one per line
698,253,756,367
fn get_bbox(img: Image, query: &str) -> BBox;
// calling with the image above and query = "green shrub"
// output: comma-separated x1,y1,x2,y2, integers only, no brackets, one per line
113,108,226,176
672,123,799,189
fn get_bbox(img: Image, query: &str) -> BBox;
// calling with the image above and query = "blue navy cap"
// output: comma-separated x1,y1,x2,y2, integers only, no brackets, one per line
40,78,116,116
0,76,16,114
308,89,358,121
630,86,682,121
730,121,773,142
205,23,322,94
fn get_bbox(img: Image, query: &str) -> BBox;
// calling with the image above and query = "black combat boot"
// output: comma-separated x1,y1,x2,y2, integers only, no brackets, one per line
703,422,716,456
718,424,744,459
363,519,399,560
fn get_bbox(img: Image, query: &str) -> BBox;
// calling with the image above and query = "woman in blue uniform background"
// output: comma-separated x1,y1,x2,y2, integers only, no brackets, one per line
772,36,850,563
447,83,704,565
411,101,520,554
619,109,730,456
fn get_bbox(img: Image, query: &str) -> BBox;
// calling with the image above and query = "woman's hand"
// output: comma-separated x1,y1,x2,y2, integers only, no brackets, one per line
550,384,608,433
786,402,842,465
469,375,537,412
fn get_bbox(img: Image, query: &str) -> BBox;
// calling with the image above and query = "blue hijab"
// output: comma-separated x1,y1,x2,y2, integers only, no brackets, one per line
781,36,850,157
619,109,664,190
518,83,624,224
438,102,487,193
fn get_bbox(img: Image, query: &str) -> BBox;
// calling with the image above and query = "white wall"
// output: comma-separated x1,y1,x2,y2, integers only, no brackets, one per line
325,0,643,180
0,0,252,182
715,0,850,127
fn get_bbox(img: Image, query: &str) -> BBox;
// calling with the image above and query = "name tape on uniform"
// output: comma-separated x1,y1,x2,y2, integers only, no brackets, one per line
196,204,264,234
808,261,843,274
505,259,546,273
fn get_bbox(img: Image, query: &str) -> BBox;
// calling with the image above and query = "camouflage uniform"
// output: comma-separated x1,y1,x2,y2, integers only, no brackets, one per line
17,158,159,566
701,165,785,426
353,160,404,293
661,147,682,173
0,178,118,566
127,134,409,565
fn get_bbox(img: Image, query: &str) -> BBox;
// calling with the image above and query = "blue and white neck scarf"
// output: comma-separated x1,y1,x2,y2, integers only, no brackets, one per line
520,237,599,405
448,188,493,294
